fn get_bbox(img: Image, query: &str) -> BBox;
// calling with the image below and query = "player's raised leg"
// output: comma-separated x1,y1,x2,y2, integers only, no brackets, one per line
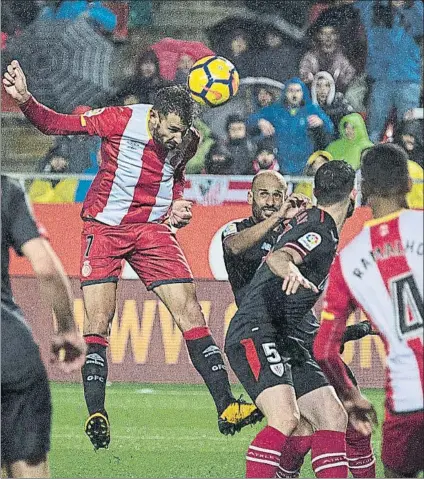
153,281,261,434
81,281,117,450
297,386,349,478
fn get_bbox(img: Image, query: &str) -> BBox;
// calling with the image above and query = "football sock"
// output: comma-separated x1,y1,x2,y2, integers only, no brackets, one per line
183,327,234,413
246,425,288,478
311,430,348,478
277,435,312,478
346,423,376,478
81,335,109,415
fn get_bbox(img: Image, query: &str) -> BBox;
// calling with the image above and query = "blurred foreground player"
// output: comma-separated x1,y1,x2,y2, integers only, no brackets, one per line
315,143,424,478
3,60,260,449
223,170,375,478
225,161,356,478
1,176,86,478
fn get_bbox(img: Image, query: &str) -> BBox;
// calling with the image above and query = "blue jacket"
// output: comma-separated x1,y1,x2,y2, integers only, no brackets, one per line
247,78,334,175
354,0,423,82
74,146,100,202
39,1,117,32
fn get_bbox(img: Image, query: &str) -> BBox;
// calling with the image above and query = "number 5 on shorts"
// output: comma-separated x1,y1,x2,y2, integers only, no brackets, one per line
262,342,285,377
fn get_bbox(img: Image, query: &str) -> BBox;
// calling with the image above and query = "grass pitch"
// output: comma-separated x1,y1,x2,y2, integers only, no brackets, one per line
50,383,385,478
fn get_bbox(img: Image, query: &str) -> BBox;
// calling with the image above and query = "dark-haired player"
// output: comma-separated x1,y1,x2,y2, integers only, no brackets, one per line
315,143,424,478
223,168,375,478
225,161,357,478
1,175,86,478
3,60,260,449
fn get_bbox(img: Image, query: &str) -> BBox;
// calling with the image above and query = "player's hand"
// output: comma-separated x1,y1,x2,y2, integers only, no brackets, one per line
282,262,319,295
51,329,86,373
284,193,312,219
2,60,31,105
169,199,193,228
342,388,378,436
307,115,323,128
258,119,275,137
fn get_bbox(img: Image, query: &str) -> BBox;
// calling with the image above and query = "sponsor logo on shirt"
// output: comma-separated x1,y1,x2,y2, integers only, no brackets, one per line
83,108,105,117
222,223,238,238
298,232,322,251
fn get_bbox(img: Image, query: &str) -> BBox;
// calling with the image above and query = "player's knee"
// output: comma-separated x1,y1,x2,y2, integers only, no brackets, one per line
268,410,300,436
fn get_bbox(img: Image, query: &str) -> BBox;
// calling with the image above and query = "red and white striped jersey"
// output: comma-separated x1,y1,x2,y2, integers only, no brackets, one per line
81,105,184,225
19,97,190,226
315,209,423,413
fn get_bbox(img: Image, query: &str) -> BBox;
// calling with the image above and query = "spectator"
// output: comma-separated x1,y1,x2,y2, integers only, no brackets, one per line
299,23,356,92
311,71,355,132
37,1,117,33
251,138,280,174
203,143,234,175
224,29,255,78
253,30,301,82
395,119,423,168
174,54,195,85
247,77,334,175
254,85,279,110
114,49,172,105
294,150,333,199
311,0,367,74
185,119,216,174
29,146,77,203
326,112,373,170
353,0,423,142
74,145,101,202
224,114,256,175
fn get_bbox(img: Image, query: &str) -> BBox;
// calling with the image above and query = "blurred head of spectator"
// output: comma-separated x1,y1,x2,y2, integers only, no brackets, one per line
300,22,356,92
284,81,304,108
204,143,234,175
42,145,69,175
252,139,280,173
395,120,424,168
304,150,333,176
294,150,333,199
174,54,195,85
311,71,354,129
230,29,248,58
115,49,172,105
326,113,373,170
225,114,256,175
254,85,278,109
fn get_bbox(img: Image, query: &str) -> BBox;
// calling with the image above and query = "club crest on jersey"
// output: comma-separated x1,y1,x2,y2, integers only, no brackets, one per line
298,232,322,251
270,363,285,377
81,260,92,278
83,108,105,117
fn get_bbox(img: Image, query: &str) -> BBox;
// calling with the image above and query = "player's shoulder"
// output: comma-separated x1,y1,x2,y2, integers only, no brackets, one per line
222,217,253,241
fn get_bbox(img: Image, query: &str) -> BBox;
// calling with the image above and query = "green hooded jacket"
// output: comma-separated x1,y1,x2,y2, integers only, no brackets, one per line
185,119,215,174
326,113,373,170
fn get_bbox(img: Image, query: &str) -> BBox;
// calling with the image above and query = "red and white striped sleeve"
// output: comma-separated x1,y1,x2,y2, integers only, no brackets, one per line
314,254,356,395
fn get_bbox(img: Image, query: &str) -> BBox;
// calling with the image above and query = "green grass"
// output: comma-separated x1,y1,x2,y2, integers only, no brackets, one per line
50,383,385,478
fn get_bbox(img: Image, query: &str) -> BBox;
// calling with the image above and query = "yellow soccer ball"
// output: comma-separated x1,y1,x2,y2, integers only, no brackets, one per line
187,56,240,107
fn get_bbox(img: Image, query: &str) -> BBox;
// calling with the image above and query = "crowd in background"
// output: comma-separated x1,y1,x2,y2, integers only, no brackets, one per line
1,0,423,205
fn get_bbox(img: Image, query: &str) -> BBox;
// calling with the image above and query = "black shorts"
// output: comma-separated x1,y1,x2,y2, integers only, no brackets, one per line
225,326,293,402
1,369,52,466
291,358,329,399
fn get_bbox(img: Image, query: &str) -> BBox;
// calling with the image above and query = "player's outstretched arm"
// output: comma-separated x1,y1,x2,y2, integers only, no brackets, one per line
21,238,86,373
3,60,88,136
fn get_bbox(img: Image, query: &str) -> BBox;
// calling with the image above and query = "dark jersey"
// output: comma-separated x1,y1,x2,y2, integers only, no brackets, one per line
1,176,41,311
222,217,281,307
226,207,338,346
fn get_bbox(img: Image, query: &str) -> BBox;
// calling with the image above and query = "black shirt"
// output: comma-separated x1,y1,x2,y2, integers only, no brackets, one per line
226,207,338,346
222,217,282,307
1,176,41,311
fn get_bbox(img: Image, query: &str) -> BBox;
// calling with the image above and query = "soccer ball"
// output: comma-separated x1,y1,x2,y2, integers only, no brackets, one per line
187,56,240,108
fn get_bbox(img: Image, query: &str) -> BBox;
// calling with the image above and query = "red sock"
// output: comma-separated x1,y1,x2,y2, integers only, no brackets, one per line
346,423,376,478
277,435,312,478
246,426,288,478
311,430,348,478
